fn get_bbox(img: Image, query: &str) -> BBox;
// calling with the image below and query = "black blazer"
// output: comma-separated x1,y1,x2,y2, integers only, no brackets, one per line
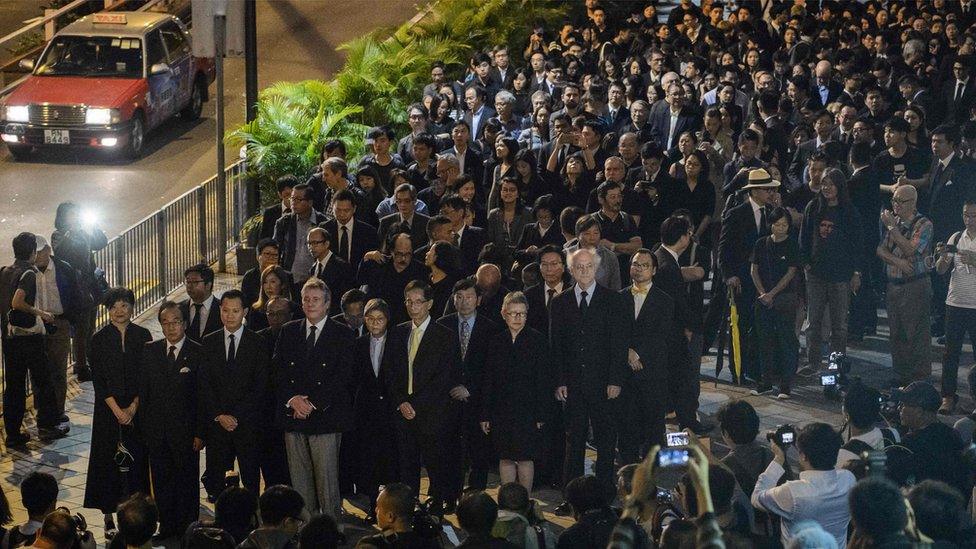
308,255,354,315
489,67,514,91
259,203,286,241
458,225,487,275
353,333,397,428
332,313,365,338
179,298,223,343
437,313,497,407
549,284,627,401
620,285,672,381
273,318,356,434
653,247,690,333
944,78,976,124
524,281,569,340
649,106,702,150
441,145,486,188
385,318,462,435
321,218,379,270
719,200,763,284
516,222,565,251
927,155,973,241
272,210,328,271
377,212,431,249
463,106,497,144
198,329,270,438
139,338,204,451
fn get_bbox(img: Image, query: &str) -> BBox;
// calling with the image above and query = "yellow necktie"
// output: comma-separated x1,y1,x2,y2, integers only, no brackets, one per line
407,325,421,394
631,286,648,296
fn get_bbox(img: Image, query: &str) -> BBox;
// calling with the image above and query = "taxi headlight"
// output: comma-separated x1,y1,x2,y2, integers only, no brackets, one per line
85,108,119,125
5,105,29,123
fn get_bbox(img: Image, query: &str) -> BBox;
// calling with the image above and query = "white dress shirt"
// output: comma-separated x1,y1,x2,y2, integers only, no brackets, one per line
223,325,244,360
369,334,386,377
749,197,765,231
306,316,328,346
752,461,857,548
574,281,597,307
544,281,563,306
190,295,217,335
35,261,63,315
166,336,186,358
312,251,333,279
631,282,652,318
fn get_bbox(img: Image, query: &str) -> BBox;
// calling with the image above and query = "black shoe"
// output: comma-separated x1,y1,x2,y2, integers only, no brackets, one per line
683,420,715,436
38,426,68,441
5,433,29,447
74,366,93,382
443,499,457,515
58,414,69,424
553,501,573,516
750,383,775,396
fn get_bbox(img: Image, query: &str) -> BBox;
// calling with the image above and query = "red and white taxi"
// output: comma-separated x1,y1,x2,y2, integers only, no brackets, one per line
1,12,214,160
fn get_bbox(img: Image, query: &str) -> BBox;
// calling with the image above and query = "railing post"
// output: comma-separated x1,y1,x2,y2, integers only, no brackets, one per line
113,238,125,287
155,210,167,301
44,9,56,41
197,186,208,262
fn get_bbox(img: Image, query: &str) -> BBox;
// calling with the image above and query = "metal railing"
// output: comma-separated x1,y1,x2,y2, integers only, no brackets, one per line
92,159,248,327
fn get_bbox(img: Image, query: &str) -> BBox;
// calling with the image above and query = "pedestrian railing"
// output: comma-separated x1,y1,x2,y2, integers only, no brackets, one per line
92,159,248,328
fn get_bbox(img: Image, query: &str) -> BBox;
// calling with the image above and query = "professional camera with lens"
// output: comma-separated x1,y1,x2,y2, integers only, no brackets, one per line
55,507,96,549
822,352,852,400
766,424,797,447
878,389,904,425
412,499,443,540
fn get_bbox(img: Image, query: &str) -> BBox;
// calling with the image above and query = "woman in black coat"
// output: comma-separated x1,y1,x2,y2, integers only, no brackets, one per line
83,287,152,538
351,299,400,522
480,291,550,492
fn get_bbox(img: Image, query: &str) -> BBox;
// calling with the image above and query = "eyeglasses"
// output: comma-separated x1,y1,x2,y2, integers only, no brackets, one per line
505,311,527,319
307,240,327,245
405,298,430,306
631,262,653,270
892,198,914,205
184,278,205,285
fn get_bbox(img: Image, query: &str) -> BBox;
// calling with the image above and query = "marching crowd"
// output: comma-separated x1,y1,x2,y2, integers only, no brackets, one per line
5,0,976,547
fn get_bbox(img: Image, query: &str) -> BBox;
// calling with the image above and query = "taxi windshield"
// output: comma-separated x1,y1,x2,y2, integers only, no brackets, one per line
35,35,142,78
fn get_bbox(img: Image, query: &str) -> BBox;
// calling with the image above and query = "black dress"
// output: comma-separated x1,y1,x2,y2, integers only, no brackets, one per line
480,327,550,460
84,322,152,513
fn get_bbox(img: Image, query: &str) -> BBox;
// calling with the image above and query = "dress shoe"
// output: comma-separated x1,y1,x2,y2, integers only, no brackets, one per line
5,433,29,447
38,425,68,441
553,501,573,516
74,366,93,382
750,384,775,396
683,420,714,436
939,396,958,415
58,414,69,423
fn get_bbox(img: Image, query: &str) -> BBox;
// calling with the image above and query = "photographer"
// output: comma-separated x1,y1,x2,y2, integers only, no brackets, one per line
27,511,87,549
896,382,970,499
4,472,59,548
115,494,158,549
237,486,304,549
836,383,900,468
715,401,773,517
355,483,441,549
751,423,855,548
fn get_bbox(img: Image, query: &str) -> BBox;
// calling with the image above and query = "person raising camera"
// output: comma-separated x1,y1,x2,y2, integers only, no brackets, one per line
751,423,855,548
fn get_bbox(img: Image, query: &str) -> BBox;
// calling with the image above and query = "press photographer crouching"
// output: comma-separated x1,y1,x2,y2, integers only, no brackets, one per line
355,483,441,549
751,423,855,548
27,509,94,549
836,382,900,469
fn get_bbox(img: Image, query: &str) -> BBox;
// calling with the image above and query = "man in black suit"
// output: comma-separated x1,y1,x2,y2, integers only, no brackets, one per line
273,277,356,524
240,239,294,307
180,263,222,343
655,217,709,435
788,110,836,187
605,81,631,135
273,184,328,286
359,232,430,325
719,173,778,383
488,46,514,91
139,301,204,539
322,189,378,272
462,85,497,145
618,249,672,464
649,83,702,151
537,114,579,175
811,60,843,108
198,290,270,497
550,248,626,501
378,184,431,249
440,195,485,276
255,297,292,488
899,74,938,129
945,57,976,125
441,122,485,188
259,175,297,240
386,280,464,514
438,278,497,493
307,227,354,316
332,288,367,338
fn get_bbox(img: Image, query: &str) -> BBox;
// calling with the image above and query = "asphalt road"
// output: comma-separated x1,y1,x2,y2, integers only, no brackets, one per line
0,0,419,259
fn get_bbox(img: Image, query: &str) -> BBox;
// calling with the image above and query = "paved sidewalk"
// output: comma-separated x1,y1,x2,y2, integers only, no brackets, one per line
1,272,971,546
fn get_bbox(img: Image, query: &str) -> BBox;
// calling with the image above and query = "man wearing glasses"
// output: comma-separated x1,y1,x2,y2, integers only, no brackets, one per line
273,183,327,290
877,185,934,387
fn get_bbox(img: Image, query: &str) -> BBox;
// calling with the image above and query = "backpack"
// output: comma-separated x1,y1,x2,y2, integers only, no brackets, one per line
842,427,898,457
0,264,35,334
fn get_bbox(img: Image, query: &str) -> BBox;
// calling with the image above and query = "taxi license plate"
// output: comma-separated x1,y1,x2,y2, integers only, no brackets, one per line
43,130,69,144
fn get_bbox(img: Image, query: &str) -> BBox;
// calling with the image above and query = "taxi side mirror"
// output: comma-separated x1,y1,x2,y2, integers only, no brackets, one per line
150,63,171,76
18,58,35,71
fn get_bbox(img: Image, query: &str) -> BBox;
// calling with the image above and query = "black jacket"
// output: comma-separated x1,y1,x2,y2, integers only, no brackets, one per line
619,285,672,381
259,203,287,241
198,329,270,438
139,338,204,450
437,313,497,409
719,200,764,284
320,218,379,270
179,297,223,343
378,213,431,249
272,210,328,271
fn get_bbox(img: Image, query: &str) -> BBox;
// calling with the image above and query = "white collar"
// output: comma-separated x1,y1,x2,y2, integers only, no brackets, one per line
941,151,956,168
412,315,432,332
166,336,187,356
224,325,245,341
749,197,764,213
306,316,328,334
662,245,681,262
316,250,333,267
575,281,597,298
455,224,466,239
338,218,354,232
545,281,563,293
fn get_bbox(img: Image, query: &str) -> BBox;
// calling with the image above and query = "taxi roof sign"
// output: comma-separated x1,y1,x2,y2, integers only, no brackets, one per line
92,13,127,24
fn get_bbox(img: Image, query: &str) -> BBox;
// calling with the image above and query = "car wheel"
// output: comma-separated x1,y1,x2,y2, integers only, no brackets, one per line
181,77,205,121
122,114,145,159
6,144,32,161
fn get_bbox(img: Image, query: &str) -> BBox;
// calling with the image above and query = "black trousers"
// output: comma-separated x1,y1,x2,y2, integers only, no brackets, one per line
942,305,976,398
538,402,565,488
563,391,616,489
259,427,291,488
667,339,699,426
931,271,950,335
395,417,459,505
849,266,880,336
3,334,59,436
454,401,491,492
618,378,666,465
204,428,261,496
148,442,199,535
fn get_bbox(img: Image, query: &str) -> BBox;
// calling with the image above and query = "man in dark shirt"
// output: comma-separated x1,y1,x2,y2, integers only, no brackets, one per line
593,178,642,287
897,382,970,497
360,233,429,325
872,117,929,196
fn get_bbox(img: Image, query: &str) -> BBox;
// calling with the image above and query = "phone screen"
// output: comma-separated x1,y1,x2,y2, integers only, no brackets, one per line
781,432,795,444
666,432,690,447
657,448,690,467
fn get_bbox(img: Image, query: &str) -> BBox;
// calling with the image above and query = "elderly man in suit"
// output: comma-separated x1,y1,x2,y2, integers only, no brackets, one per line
180,263,222,343
139,301,204,540
378,184,431,249
550,248,626,510
273,277,356,530
649,83,702,151
438,277,498,493
198,289,270,497
273,183,327,288
618,249,672,464
321,189,378,272
719,170,779,384
386,280,464,515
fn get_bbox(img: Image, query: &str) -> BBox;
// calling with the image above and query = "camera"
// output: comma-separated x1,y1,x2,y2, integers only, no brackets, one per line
666,432,689,447
54,507,96,549
822,352,852,400
820,374,838,386
878,389,904,423
413,498,443,539
655,448,690,468
766,424,796,447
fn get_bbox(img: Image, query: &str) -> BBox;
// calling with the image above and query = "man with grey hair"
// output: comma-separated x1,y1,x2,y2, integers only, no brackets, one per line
813,60,841,107
550,247,627,509
492,89,520,138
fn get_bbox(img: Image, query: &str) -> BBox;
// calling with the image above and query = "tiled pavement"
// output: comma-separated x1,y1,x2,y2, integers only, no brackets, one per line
1,271,972,546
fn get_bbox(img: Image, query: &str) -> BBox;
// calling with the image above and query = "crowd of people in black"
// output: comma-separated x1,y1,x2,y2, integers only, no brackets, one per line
6,0,976,547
